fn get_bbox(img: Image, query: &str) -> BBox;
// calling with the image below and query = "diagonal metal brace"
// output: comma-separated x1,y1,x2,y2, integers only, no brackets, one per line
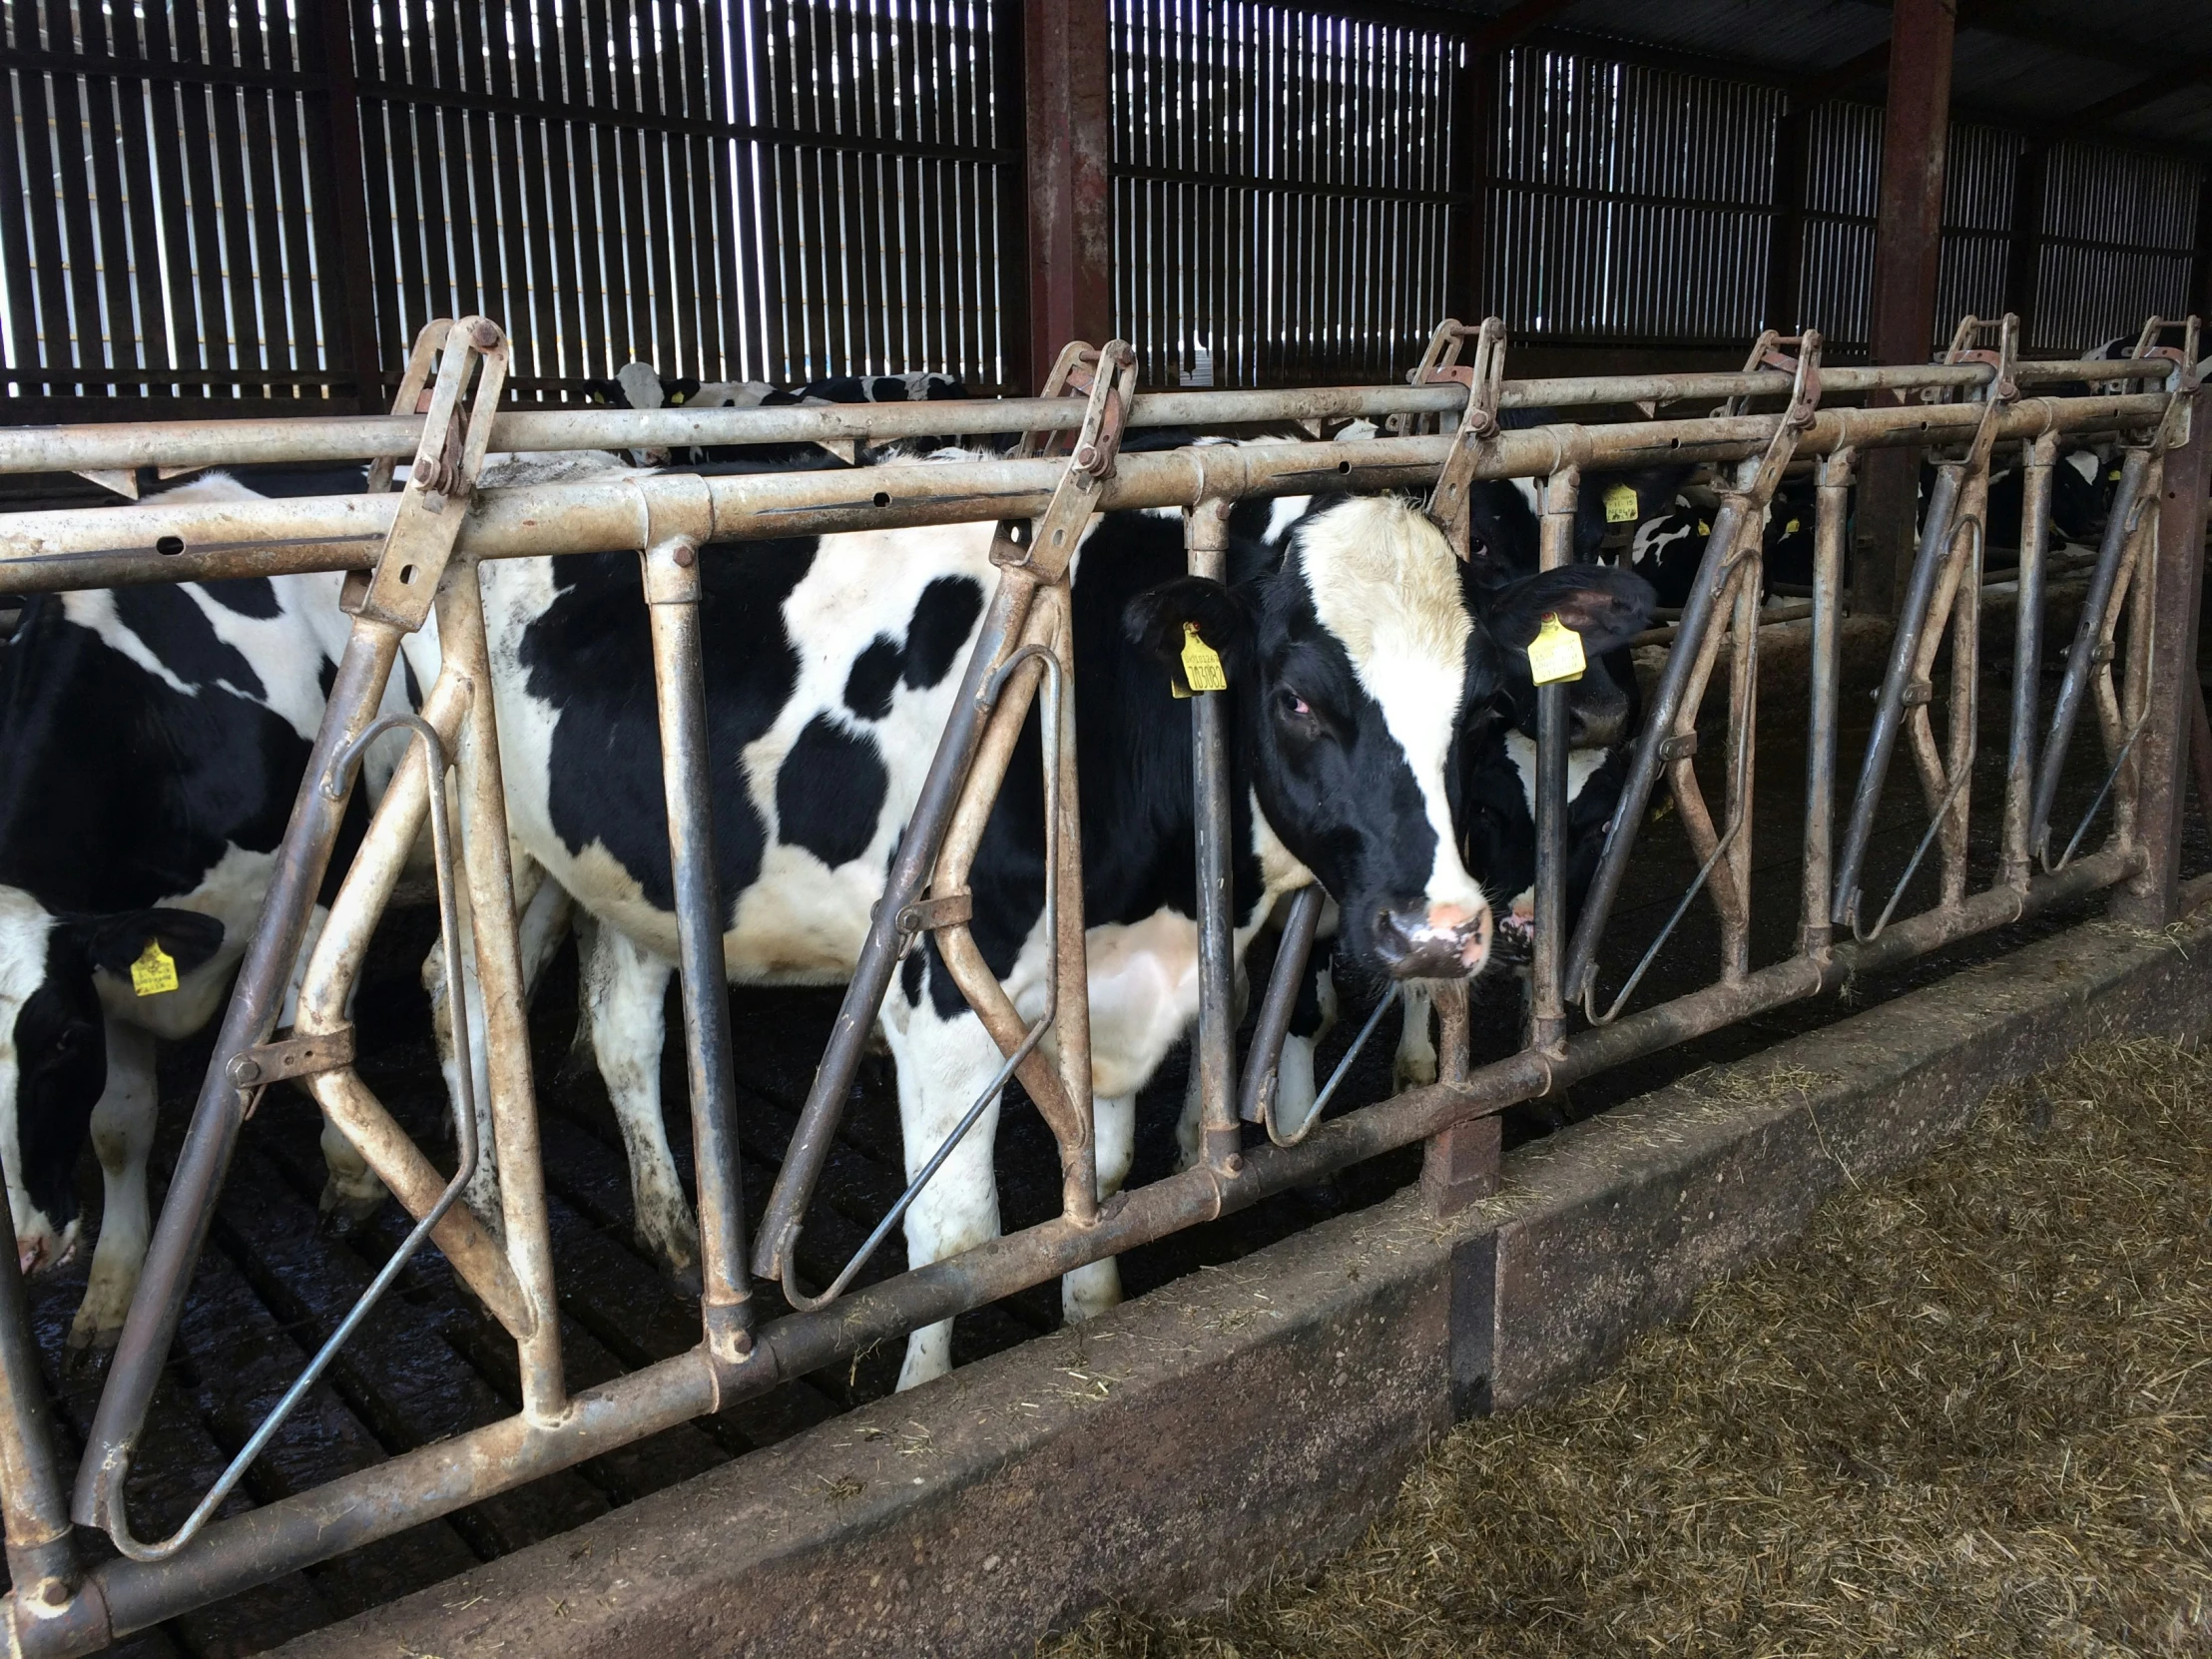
1422,317,1508,560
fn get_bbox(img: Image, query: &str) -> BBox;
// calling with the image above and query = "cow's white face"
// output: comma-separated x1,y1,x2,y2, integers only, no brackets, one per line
1131,496,1498,980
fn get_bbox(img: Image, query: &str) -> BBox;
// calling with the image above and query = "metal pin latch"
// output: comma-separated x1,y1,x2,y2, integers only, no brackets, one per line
227,1026,356,1089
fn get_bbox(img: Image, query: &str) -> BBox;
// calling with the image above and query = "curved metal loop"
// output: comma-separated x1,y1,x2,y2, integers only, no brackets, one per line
1265,984,1397,1148
104,713,476,1563
1849,762,1974,944
779,644,1067,1314
1581,811,1744,1027
2038,713,2150,876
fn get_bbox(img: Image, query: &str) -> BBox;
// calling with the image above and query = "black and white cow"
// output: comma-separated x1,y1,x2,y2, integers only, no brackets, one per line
444,455,1652,1388
0,473,426,1352
608,364,973,468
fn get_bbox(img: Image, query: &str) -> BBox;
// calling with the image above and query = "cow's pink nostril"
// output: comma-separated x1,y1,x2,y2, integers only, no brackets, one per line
1427,902,1477,933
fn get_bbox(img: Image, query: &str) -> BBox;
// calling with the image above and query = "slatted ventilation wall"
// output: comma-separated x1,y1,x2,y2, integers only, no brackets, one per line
1793,99,1878,351
0,0,343,413
2032,144,2200,354
1484,46,1779,351
1110,0,1459,389
1933,122,2014,335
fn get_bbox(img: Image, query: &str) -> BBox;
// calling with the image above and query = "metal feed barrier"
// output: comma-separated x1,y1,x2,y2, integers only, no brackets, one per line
0,311,2204,1654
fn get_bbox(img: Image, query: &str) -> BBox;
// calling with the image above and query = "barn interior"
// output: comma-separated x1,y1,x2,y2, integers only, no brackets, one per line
2,0,2211,1654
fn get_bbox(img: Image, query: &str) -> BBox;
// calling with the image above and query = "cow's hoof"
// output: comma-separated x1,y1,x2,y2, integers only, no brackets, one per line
318,1181,385,1237
1393,1054,1439,1091
639,1226,704,1298
63,1314,122,1374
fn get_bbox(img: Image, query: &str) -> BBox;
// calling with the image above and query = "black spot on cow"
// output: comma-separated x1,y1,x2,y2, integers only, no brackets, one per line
777,715,888,868
900,944,926,1004
902,576,984,690
317,655,337,701
401,651,423,712
520,541,815,911
112,584,267,702
197,576,283,619
843,636,903,721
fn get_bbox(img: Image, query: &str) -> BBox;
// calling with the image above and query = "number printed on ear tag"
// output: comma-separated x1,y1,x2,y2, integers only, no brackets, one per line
1527,612,1586,686
1180,622,1228,693
130,940,179,996
1603,483,1639,523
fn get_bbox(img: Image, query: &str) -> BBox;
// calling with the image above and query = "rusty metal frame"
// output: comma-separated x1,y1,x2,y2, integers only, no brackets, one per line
0,314,2205,1657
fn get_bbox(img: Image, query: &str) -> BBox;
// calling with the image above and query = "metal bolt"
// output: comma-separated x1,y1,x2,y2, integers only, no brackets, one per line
673,544,696,568
1224,1153,1244,1176
731,1329,755,1359
469,318,503,350
1073,443,1099,470
228,1056,263,1086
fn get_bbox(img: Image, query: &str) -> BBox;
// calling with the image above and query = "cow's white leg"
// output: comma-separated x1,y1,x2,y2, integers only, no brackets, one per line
68,1021,157,1355
1274,958,1338,1137
880,969,1006,1391
582,922,699,1286
1395,980,1437,1090
1063,1091,1135,1325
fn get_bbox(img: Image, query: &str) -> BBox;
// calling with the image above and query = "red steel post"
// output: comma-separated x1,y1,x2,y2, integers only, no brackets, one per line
1854,0,1956,619
1023,0,1113,389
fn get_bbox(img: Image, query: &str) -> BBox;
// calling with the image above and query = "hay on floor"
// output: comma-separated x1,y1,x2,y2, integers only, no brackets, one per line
1049,1036,2212,1658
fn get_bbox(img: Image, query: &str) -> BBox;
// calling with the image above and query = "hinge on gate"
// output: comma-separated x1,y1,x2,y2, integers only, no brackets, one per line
227,1025,355,1089
894,890,975,936
991,339,1139,583
1419,317,1507,561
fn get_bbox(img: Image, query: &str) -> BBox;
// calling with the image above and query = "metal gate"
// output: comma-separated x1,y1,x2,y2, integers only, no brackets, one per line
0,310,2203,1653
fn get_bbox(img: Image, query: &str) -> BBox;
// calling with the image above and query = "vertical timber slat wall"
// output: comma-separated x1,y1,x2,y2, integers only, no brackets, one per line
0,0,2207,417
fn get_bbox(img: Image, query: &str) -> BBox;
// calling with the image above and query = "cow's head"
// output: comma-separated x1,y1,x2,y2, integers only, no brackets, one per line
1127,495,1652,983
0,892,221,1273
1458,732,1630,966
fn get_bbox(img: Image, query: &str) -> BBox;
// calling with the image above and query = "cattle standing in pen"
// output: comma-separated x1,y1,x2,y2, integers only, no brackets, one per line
433,455,1651,1388
0,472,428,1355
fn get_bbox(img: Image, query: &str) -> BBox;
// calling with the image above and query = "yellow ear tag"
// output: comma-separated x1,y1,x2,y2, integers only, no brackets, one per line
2108,467,2123,482
1180,622,1228,694
1697,520,1712,536
130,940,179,997
1527,613,1586,686
1603,483,1639,524
1786,517,1802,534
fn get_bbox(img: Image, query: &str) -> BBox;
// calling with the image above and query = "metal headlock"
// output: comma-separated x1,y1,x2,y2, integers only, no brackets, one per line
751,340,1138,1305
0,314,2206,1658
1564,328,1825,1022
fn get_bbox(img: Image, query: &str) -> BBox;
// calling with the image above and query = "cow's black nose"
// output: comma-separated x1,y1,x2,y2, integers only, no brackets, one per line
1569,695,1628,749
1374,901,1491,979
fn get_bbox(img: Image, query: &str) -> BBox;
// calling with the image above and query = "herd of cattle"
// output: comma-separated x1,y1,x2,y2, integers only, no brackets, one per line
0,359,2132,1390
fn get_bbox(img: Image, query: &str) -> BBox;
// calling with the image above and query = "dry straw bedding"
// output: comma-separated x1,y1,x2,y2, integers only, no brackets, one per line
1051,1037,2212,1658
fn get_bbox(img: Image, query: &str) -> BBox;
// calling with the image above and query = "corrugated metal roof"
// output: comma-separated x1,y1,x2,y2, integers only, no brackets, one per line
1434,0,2212,159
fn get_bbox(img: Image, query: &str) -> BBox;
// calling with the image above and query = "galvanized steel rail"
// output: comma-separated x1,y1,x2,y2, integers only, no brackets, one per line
0,312,2204,1657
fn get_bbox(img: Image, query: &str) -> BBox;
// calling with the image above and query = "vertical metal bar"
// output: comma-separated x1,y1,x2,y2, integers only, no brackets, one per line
2029,446,2152,861
1042,589,1097,1216
1832,462,1964,927
1722,538,1761,979
1237,885,1325,1127
2000,434,2055,890
75,620,404,1535
0,1250,77,1614
435,561,567,1421
1530,465,1577,1055
1186,498,1240,1172
1937,468,1985,906
1799,447,1853,957
642,537,756,1368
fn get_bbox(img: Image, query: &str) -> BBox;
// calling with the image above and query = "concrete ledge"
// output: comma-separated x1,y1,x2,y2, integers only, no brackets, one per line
277,903,2212,1659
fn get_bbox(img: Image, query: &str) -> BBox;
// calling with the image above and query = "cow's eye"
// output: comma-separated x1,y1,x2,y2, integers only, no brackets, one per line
1275,687,1323,734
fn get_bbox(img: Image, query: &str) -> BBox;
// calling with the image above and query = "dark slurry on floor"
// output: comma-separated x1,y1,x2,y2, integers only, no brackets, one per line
1050,1035,2212,1658
12,632,2210,1656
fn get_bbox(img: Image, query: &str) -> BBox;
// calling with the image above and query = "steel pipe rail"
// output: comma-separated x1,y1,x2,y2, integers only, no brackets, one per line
0,356,2174,480
0,392,2174,598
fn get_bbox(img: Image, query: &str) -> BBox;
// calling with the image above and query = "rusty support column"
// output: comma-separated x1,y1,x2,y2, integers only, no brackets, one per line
2004,139,2048,348
1765,105,1809,335
1419,983,1492,1217
2111,380,2212,928
1854,0,1956,619
1023,0,1111,386
1186,498,1240,1174
307,0,380,406
1444,49,1490,327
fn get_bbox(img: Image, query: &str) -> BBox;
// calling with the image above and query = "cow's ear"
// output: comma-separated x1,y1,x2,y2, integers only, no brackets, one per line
1486,565,1657,658
81,908,226,980
1124,577,1257,692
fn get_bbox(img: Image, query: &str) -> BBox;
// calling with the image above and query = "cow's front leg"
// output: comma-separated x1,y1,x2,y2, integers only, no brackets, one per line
582,922,699,1289
1394,980,1437,1090
881,961,1007,1391
1272,955,1338,1139
1062,1092,1134,1325
68,1022,158,1357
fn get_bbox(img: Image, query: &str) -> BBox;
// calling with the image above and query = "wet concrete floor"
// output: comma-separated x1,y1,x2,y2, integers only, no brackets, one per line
17,599,2212,1657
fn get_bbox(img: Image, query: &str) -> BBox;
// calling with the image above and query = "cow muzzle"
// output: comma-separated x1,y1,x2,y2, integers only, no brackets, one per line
1375,900,1492,979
